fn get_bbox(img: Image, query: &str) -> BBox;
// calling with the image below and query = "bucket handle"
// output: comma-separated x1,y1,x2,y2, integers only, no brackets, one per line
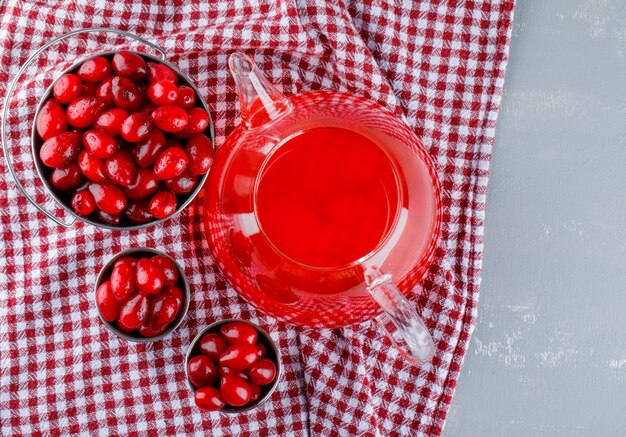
1,28,166,228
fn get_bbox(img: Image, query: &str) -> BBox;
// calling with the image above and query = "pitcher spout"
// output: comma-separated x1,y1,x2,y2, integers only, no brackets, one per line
229,52,291,130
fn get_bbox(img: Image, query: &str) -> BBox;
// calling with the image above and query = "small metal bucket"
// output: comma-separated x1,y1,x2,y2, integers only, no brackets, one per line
2,28,215,230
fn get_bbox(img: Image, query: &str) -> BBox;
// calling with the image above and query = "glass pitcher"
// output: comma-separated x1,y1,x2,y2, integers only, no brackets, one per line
204,53,442,364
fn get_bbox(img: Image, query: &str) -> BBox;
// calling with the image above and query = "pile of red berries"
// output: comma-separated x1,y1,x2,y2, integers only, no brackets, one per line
188,322,278,411
96,254,184,337
36,51,213,226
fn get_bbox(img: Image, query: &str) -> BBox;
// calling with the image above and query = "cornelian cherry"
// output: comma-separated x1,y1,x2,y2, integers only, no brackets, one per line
147,62,178,84
96,281,120,322
151,255,178,286
220,322,258,345
174,107,209,139
151,105,188,132
188,355,218,388
82,129,117,158
88,182,127,214
124,200,153,224
120,112,152,142
105,150,136,186
112,52,147,80
110,262,137,303
247,358,276,385
136,257,165,295
175,85,195,108
153,147,188,180
148,191,177,219
164,170,198,194
220,375,251,407
50,163,84,190
78,151,107,182
78,56,111,83
53,74,82,104
149,292,179,328
185,134,213,175
40,132,80,168
219,343,258,370
195,386,225,412
94,108,129,136
71,189,96,216
36,99,67,141
124,168,158,200
147,80,178,105
66,97,107,128
111,76,143,112
200,333,229,361
163,285,184,308
118,294,149,330
95,77,115,107
130,128,166,167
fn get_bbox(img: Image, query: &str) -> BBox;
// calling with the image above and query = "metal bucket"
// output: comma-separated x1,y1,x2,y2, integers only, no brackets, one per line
2,28,215,230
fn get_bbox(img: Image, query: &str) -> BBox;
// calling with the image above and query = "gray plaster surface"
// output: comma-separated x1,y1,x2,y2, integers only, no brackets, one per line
445,1,626,436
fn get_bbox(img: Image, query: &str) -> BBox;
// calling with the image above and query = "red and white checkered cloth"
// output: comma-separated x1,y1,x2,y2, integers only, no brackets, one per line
0,1,514,435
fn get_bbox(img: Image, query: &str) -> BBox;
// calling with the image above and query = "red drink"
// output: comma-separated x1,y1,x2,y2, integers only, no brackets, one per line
255,127,399,269
205,91,441,328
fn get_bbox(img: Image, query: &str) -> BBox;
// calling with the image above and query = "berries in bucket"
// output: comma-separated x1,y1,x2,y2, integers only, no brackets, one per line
186,320,282,412
34,51,214,228
95,247,189,341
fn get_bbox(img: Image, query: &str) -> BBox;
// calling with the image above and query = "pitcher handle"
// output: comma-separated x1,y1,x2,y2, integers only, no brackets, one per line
365,267,435,365
1,28,166,228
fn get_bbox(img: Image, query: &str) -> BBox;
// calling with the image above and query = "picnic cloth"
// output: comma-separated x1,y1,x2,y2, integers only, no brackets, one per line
0,0,515,435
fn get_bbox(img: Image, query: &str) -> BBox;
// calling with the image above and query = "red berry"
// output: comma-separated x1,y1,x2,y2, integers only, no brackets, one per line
138,320,167,338
36,99,67,141
185,134,213,175
174,107,209,139
95,77,115,107
96,209,122,226
164,170,198,194
118,294,149,330
219,343,258,370
53,74,83,104
249,382,261,402
120,112,152,142
151,105,188,133
220,322,257,345
136,257,165,295
123,200,153,224
113,256,138,270
112,52,147,80
78,150,107,182
82,129,117,158
175,85,196,108
124,168,158,200
78,57,111,83
188,355,218,388
220,375,251,407
153,147,188,180
255,343,267,358
82,82,98,97
94,108,129,136
71,189,96,216
40,132,80,168
162,285,184,308
96,281,121,322
138,102,157,117
218,365,249,380
147,80,178,106
88,182,127,214
130,128,166,167
151,255,179,286
147,62,178,84
247,358,276,385
148,191,177,220
111,76,143,112
110,262,137,303
149,292,179,329
50,163,84,190
105,150,136,186
200,333,229,361
194,386,225,412
66,97,107,128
